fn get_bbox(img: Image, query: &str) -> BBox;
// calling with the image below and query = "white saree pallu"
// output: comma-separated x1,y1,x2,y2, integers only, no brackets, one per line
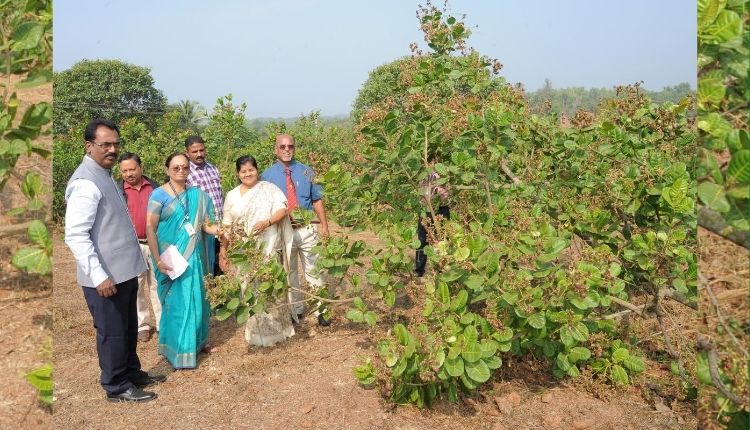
224,181,296,347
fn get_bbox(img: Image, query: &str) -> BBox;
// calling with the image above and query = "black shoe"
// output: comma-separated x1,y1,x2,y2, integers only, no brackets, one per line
291,313,304,325
132,373,167,388
317,314,331,327
415,271,425,278
106,387,157,403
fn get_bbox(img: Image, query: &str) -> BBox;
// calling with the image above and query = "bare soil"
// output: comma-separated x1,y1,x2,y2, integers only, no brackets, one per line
0,75,52,429
52,223,704,430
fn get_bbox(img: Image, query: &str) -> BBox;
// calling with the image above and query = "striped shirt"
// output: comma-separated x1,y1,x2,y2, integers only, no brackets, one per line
186,160,224,220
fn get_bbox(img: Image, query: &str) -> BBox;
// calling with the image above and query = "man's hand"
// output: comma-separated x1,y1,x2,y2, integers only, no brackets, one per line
317,223,329,237
96,278,117,297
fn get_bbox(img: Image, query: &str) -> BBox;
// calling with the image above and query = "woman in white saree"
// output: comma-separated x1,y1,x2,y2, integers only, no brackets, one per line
221,155,295,347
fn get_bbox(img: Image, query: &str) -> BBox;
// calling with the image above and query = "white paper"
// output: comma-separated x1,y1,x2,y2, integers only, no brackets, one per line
160,245,188,280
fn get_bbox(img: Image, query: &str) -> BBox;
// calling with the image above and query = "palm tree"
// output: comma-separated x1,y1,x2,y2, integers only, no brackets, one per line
172,99,208,131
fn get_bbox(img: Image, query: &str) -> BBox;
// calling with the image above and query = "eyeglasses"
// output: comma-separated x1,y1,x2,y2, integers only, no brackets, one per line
88,140,122,150
170,165,190,172
278,144,295,151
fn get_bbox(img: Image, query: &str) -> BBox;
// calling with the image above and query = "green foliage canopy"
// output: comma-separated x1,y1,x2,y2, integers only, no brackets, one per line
53,59,167,136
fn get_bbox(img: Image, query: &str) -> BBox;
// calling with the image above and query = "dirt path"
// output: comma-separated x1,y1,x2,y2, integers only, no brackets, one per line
51,222,700,430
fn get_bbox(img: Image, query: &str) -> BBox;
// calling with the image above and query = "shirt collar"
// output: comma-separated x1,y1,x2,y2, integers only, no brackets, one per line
83,155,111,175
190,160,208,170
123,176,151,190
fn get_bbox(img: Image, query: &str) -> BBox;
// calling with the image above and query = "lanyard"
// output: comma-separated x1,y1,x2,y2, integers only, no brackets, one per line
168,181,190,224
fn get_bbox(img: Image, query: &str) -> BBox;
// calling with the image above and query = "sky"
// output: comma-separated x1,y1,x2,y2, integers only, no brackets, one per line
53,1,696,119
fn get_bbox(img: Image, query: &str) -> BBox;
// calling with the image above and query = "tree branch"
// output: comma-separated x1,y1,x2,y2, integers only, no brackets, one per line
607,295,648,316
700,273,749,359
500,159,521,185
697,334,746,406
698,206,749,249
663,288,698,310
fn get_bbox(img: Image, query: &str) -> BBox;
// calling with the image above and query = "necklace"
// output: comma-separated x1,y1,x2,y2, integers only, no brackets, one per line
168,181,190,224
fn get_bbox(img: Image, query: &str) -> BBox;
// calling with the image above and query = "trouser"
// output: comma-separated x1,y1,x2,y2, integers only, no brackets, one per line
213,237,223,276
416,205,450,275
82,277,144,395
288,224,326,316
136,243,162,333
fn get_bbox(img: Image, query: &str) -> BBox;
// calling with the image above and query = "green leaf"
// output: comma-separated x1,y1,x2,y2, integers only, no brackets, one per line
464,359,491,383
422,298,434,317
453,247,470,261
527,312,546,329
392,357,408,377
568,347,591,363
484,356,502,370
12,247,51,275
215,307,232,321
346,309,364,323
464,274,484,291
394,324,410,345
698,112,733,143
612,348,630,363
353,296,365,311
610,365,629,385
450,289,468,312
697,70,726,108
363,311,377,327
727,150,750,184
696,352,713,385
555,353,572,371
226,297,239,310
236,306,250,325
496,327,513,342
462,326,478,344
461,341,482,363
570,323,589,342
480,340,498,358
444,356,465,377
559,326,575,348
27,220,48,248
609,263,622,277
702,9,743,44
438,281,450,304
9,139,28,155
544,237,567,255
622,356,645,374
697,0,726,31
11,22,44,50
698,182,731,212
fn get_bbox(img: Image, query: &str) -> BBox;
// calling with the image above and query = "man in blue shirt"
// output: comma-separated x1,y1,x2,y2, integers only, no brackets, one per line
262,134,331,326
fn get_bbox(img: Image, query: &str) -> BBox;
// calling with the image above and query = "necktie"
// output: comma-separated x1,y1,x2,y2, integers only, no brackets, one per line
285,168,298,212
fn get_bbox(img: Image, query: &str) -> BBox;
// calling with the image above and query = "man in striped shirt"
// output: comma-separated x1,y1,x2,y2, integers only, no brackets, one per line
185,135,224,275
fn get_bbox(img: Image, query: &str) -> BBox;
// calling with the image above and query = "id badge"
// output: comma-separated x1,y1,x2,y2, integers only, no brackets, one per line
184,223,196,236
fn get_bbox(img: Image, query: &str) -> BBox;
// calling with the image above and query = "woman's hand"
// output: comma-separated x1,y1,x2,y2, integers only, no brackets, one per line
203,219,220,236
251,219,271,234
155,259,173,274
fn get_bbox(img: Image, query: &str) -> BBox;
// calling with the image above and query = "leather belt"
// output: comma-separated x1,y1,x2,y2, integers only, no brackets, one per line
138,239,148,244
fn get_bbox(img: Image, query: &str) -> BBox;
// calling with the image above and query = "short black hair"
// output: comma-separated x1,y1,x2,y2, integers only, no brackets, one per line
165,152,189,168
118,152,142,166
235,155,258,172
84,119,119,142
185,135,205,149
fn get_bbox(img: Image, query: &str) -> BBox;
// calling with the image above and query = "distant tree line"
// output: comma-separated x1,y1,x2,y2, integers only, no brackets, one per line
526,79,694,115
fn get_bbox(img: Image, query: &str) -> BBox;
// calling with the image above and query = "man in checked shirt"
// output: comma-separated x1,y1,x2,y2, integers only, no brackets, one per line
185,135,224,275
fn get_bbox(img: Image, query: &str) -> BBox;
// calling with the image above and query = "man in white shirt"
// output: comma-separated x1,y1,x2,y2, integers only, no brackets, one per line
64,119,165,402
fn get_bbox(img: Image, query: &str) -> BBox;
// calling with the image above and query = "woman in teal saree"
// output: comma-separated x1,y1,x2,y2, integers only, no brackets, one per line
146,153,220,369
